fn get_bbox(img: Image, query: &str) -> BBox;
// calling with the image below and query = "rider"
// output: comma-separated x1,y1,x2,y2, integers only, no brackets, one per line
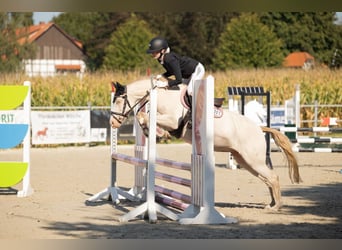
146,37,205,96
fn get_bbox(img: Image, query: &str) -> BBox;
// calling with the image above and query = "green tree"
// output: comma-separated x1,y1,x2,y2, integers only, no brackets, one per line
54,12,131,70
11,12,33,26
102,15,156,72
213,13,283,70
52,12,100,45
258,12,342,66
0,12,35,73
137,12,236,69
54,12,235,70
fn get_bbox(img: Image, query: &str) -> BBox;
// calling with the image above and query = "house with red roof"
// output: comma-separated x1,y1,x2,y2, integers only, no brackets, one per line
283,52,315,70
16,22,87,77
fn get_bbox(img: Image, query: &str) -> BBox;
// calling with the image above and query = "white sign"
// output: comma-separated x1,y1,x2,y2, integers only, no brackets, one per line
270,108,286,128
31,110,90,145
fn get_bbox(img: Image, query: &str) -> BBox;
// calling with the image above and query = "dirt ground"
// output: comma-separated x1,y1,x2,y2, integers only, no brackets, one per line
0,143,341,239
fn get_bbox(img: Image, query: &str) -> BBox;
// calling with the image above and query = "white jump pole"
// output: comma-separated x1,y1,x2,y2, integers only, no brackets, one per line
87,87,140,203
87,89,121,203
130,105,147,199
119,84,179,223
179,75,237,224
17,81,34,197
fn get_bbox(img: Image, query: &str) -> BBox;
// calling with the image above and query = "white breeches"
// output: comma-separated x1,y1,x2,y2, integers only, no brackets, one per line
183,63,205,95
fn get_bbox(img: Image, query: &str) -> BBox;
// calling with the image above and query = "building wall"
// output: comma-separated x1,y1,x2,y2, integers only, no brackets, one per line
34,26,85,60
23,25,87,77
23,59,86,77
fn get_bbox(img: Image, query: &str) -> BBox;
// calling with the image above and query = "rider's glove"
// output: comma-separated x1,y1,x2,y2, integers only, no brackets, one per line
155,74,163,80
156,80,168,88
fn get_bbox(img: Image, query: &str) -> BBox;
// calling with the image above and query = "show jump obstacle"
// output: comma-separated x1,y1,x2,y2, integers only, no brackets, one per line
272,126,342,153
0,81,33,197
88,76,237,224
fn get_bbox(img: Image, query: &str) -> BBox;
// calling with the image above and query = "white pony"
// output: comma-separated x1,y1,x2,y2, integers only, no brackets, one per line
110,78,302,211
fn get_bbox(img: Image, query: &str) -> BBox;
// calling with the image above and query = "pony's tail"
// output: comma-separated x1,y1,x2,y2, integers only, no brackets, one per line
262,126,302,184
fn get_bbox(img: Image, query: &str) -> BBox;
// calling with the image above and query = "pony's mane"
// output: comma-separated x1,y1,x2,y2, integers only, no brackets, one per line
126,78,153,99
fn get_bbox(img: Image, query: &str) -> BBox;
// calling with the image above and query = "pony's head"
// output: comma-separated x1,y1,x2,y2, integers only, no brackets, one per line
110,81,129,128
110,81,151,128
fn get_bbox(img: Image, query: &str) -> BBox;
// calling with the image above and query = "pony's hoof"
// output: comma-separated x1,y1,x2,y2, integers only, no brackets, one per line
155,126,173,139
265,204,281,211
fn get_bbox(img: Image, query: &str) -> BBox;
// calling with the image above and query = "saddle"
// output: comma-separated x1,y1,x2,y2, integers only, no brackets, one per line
166,86,225,137
180,86,225,118
147,85,225,139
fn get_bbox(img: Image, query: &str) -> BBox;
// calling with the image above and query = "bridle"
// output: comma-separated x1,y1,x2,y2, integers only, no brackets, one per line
110,87,155,125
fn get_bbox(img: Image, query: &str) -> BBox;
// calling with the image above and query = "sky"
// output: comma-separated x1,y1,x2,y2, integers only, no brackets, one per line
33,12,62,24
33,12,342,25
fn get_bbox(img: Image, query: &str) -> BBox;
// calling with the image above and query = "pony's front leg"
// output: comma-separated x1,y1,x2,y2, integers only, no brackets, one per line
155,114,181,131
136,111,149,127
136,111,170,138
136,111,150,136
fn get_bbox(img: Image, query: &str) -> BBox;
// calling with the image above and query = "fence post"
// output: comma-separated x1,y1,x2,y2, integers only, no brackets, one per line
295,84,301,128
314,100,318,136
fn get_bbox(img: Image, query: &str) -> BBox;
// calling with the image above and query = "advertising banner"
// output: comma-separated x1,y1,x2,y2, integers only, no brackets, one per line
270,107,286,128
31,110,90,144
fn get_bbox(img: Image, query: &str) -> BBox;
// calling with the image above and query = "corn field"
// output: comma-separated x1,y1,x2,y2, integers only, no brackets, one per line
1,68,341,127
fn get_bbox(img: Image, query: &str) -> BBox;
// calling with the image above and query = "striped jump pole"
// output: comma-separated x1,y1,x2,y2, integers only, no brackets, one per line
154,163,192,211
155,192,190,211
288,137,342,143
154,159,192,211
110,152,194,218
155,172,191,187
271,148,342,153
155,185,192,204
270,126,342,154
156,158,191,171
178,75,237,224
131,104,193,212
110,152,195,210
134,131,193,212
278,127,342,133
270,136,342,153
118,84,184,223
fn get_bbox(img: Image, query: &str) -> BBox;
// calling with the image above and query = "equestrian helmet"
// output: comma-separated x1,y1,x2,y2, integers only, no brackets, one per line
146,37,168,53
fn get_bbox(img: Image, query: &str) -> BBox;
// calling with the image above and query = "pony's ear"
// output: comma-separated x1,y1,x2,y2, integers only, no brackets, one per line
112,81,126,95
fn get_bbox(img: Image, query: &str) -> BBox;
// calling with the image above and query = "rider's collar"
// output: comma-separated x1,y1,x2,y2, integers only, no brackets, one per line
158,47,170,64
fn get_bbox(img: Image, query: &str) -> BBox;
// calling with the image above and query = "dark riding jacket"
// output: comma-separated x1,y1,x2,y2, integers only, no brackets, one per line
159,52,199,87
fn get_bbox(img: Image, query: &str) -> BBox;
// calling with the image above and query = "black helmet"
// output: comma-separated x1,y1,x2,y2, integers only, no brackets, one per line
146,37,168,53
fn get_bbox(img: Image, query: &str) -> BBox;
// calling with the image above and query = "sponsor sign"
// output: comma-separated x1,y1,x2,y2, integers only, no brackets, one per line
270,107,286,128
31,110,90,144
